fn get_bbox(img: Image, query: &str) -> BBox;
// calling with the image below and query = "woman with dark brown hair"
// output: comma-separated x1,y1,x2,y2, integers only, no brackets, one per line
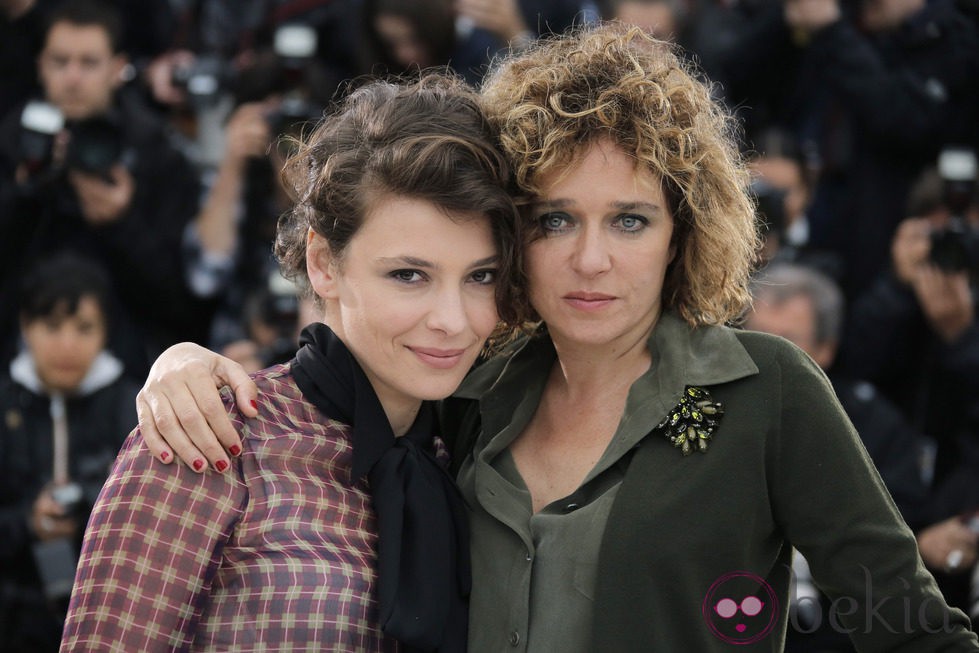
60,74,520,652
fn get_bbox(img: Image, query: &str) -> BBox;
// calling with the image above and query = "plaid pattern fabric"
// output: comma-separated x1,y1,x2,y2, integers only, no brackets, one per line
61,364,400,652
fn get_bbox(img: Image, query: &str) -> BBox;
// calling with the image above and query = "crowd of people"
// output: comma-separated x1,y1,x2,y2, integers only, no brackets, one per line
1,0,978,651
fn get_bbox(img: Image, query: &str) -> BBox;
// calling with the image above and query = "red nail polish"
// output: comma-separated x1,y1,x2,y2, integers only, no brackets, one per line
215,460,228,473
250,400,258,410
229,445,241,457
160,451,170,462
192,459,205,472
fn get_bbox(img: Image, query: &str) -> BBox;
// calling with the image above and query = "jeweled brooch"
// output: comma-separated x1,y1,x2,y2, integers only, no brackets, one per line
657,386,724,455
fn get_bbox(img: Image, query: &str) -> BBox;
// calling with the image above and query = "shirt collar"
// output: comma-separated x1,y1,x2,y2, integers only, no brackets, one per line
454,312,759,407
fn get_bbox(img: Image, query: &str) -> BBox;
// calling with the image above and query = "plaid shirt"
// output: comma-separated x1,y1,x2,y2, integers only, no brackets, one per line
61,364,401,652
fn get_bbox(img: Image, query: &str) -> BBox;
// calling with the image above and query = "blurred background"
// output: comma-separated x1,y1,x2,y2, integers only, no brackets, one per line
0,0,977,650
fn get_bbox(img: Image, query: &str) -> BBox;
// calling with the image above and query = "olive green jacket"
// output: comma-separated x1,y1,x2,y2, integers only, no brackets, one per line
442,314,979,652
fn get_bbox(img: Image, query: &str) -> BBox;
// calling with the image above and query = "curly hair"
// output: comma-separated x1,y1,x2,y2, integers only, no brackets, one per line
480,23,760,326
275,73,524,327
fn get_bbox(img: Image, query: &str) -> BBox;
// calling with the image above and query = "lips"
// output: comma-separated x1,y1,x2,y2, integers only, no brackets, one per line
563,291,615,311
408,346,469,370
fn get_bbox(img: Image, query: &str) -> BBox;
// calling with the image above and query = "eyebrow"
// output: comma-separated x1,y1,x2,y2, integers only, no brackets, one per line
611,200,663,214
375,255,499,270
533,199,663,214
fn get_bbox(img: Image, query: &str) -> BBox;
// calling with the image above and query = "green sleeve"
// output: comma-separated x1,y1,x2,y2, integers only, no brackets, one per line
768,342,978,651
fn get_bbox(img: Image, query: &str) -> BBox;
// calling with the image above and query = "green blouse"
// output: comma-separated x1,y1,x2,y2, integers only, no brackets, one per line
443,313,979,652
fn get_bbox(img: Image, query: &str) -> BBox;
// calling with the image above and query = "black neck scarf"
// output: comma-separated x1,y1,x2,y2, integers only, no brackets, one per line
291,323,470,653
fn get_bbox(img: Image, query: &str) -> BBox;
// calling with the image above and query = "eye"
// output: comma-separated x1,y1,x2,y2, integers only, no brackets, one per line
714,598,738,619
390,269,425,284
469,268,497,285
615,213,649,232
741,596,764,616
538,212,572,233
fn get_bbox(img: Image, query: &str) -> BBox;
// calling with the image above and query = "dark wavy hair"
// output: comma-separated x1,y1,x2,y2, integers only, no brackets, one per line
19,252,112,331
274,73,524,326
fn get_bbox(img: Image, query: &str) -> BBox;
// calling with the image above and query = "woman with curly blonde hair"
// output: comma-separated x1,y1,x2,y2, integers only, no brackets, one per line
482,23,758,328
129,23,978,653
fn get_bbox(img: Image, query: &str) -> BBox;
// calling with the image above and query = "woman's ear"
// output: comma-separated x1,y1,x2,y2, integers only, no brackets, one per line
306,229,339,300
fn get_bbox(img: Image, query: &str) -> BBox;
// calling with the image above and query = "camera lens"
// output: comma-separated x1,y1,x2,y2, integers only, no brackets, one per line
66,117,124,177
51,482,84,514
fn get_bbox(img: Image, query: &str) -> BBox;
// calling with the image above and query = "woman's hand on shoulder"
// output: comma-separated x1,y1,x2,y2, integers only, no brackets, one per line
137,342,257,473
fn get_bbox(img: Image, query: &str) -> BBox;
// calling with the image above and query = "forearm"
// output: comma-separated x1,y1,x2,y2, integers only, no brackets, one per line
772,348,977,649
194,159,247,259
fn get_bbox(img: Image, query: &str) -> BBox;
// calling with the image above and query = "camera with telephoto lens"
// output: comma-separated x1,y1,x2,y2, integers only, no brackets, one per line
32,453,118,602
49,482,84,518
929,147,979,273
252,268,301,368
17,101,128,183
64,115,128,181
31,482,83,603
265,24,322,138
172,54,235,106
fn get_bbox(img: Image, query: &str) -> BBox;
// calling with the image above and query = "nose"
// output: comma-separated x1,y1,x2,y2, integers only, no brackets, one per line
62,60,85,86
570,224,612,276
51,326,81,353
426,285,469,336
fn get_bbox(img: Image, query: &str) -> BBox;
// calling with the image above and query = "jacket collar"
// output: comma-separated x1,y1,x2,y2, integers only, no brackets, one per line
454,312,759,404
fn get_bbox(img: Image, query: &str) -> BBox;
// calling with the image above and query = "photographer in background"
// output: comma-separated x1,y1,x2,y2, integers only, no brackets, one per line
0,0,206,379
840,148,979,614
1,0,175,124
712,0,979,302
181,49,324,357
0,253,137,653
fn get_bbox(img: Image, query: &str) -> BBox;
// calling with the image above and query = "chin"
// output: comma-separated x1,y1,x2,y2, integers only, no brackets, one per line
411,374,469,402
551,322,621,344
45,378,84,394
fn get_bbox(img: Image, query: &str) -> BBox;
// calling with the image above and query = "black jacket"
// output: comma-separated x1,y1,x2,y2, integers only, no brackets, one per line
0,354,137,653
840,272,979,516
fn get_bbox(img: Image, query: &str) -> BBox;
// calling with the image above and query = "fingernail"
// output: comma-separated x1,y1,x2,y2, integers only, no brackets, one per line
250,400,258,410
192,459,205,472
229,444,241,457
215,460,228,473
160,451,170,462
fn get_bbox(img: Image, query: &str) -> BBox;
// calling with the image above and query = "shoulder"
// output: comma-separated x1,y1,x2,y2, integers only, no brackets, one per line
250,363,299,399
708,328,837,420
232,363,303,424
241,363,349,443
732,328,820,373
